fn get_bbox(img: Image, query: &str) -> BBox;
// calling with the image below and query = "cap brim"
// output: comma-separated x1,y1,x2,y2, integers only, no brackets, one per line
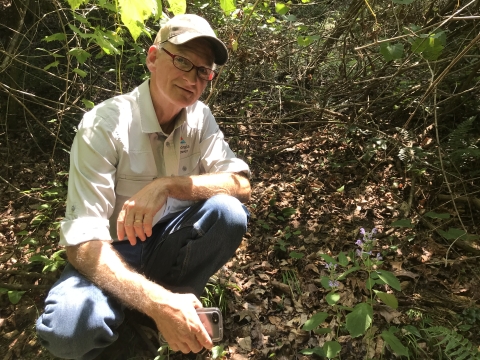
168,33,228,66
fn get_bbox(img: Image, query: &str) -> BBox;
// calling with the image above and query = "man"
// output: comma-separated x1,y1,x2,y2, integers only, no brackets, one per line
36,14,251,359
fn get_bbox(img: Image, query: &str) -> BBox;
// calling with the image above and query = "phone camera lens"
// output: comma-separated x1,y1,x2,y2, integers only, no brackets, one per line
212,313,219,324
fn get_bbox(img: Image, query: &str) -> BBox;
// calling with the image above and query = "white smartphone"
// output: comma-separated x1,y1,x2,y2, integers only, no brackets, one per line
159,307,223,344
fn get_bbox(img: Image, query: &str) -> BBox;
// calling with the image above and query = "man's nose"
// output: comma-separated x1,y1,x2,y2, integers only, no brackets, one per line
183,68,198,84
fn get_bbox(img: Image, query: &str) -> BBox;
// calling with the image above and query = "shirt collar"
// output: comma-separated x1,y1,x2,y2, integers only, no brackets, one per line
135,79,188,135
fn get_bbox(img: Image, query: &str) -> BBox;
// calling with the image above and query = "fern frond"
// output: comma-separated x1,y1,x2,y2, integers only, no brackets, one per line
424,326,480,360
448,117,476,150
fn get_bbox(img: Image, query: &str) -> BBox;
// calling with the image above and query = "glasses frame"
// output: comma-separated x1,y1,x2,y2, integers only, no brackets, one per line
160,47,217,82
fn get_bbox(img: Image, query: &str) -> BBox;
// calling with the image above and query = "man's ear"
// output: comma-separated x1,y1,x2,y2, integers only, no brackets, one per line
146,45,158,72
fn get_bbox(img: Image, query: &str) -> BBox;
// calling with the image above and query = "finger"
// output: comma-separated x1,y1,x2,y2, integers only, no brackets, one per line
133,219,147,241
117,209,126,241
177,341,191,354
143,213,154,237
123,200,139,244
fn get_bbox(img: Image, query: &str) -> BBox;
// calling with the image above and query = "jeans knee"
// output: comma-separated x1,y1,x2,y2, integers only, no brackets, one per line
207,194,249,229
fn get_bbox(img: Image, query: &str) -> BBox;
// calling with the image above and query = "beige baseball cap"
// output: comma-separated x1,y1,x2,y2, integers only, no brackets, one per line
155,14,228,66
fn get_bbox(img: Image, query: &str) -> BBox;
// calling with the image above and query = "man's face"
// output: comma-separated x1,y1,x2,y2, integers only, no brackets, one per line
147,38,215,112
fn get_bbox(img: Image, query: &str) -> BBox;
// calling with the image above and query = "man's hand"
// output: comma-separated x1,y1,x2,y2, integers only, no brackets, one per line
153,293,213,353
117,179,168,245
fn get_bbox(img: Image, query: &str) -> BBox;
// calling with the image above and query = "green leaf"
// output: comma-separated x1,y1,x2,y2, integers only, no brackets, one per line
392,0,415,4
8,290,26,305
300,347,325,357
43,33,67,42
403,325,421,337
437,227,479,241
337,252,349,266
374,290,398,309
391,219,414,228
425,211,450,219
376,270,401,291
69,48,91,64
338,266,360,280
66,0,89,9
323,341,341,358
366,277,375,290
297,35,320,47
302,311,329,331
211,344,226,359
281,207,297,217
82,98,95,109
289,251,304,259
346,303,373,337
336,185,345,192
73,68,87,77
314,327,332,334
29,254,49,263
220,0,236,14
381,330,409,356
119,0,162,41
72,11,91,25
379,42,404,61
275,2,289,15
44,61,60,71
320,276,331,290
326,292,340,305
167,0,185,15
411,31,446,60
319,254,337,265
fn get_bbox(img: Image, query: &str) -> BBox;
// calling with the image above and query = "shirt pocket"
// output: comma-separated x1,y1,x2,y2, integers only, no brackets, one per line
115,176,155,197
178,152,201,176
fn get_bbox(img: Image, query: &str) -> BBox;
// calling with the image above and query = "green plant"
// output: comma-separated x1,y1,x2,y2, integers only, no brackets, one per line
300,228,405,359
424,326,480,360
201,275,239,314
282,269,301,296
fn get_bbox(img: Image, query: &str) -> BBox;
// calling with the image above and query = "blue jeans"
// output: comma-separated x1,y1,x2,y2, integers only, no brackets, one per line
36,195,248,360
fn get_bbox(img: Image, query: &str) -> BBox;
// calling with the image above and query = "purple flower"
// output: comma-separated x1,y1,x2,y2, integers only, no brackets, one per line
355,239,363,247
329,280,339,288
325,263,337,270
372,228,378,234
360,228,366,235
376,253,383,261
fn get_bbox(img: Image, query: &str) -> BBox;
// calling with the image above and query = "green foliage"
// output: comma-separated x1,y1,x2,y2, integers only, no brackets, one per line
379,42,404,62
282,269,301,295
410,30,446,61
211,344,228,359
446,117,480,170
303,228,403,357
29,250,66,273
346,303,373,338
201,275,237,314
424,326,480,360
0,288,26,305
381,327,410,357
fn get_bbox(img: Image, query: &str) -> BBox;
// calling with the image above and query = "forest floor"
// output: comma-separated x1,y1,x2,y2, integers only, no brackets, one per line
1,115,480,360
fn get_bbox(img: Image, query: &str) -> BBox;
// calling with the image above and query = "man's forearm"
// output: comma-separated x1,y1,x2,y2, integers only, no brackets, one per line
66,241,167,318
162,172,251,203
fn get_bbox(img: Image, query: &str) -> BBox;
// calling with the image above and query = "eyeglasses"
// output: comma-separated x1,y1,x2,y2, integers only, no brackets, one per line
161,48,217,82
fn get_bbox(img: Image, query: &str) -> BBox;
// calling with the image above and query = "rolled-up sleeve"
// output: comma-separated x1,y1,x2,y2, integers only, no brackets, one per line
59,113,119,246
199,111,250,177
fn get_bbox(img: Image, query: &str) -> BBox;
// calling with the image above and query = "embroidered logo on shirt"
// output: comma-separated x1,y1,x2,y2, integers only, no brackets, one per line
180,137,190,154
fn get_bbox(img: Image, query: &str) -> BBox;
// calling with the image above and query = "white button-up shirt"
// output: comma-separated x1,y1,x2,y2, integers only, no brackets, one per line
59,80,250,246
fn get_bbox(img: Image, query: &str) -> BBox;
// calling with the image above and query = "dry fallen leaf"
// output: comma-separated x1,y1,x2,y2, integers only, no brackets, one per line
237,336,252,351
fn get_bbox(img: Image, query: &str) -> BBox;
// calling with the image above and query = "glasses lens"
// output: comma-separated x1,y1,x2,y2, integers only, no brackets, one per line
174,56,193,71
198,68,216,81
